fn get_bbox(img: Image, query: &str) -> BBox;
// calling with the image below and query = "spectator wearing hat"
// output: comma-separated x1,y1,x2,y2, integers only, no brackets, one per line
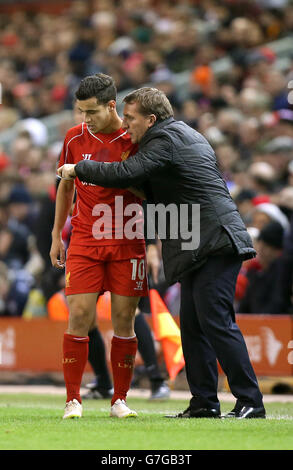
238,221,286,314
251,202,289,231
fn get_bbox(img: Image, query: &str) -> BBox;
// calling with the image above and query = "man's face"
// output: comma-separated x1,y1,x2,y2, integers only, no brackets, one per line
76,97,115,134
122,102,155,144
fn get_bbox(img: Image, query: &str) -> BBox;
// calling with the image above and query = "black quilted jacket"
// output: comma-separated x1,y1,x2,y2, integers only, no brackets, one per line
75,118,256,284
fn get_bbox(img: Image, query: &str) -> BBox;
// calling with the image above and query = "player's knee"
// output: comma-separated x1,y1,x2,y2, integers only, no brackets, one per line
113,307,135,327
68,301,91,328
114,309,129,324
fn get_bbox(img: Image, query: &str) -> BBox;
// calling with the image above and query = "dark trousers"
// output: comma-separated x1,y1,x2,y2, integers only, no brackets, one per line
180,255,263,411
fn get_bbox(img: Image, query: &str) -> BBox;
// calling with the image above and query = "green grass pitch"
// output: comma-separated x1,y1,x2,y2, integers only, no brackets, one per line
0,394,292,450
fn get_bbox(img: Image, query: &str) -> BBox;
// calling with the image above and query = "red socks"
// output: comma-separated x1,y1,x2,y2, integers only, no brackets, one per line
63,333,137,406
111,335,138,406
63,333,89,403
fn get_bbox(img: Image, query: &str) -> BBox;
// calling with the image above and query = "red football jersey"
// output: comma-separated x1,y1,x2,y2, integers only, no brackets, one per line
58,123,144,246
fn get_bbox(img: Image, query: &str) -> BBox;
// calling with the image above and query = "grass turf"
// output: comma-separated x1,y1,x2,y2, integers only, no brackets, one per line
0,393,292,450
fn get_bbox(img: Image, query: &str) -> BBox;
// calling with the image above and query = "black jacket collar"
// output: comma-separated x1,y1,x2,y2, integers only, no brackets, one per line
139,117,175,147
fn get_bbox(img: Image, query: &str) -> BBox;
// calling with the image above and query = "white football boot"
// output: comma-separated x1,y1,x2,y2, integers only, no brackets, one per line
63,399,83,419
110,399,137,418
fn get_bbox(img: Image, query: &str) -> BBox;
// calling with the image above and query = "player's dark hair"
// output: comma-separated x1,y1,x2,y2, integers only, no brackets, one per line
75,73,117,104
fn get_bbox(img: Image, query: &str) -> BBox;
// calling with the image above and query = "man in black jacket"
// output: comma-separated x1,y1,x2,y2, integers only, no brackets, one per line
58,86,265,419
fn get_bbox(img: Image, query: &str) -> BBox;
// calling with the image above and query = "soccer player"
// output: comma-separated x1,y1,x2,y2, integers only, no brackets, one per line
50,74,148,419
58,87,265,419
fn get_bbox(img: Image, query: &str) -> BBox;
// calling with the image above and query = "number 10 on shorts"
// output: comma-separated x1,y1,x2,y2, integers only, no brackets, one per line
130,259,145,281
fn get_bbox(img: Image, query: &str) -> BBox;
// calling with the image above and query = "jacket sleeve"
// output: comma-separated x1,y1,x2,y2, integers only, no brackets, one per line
75,136,172,189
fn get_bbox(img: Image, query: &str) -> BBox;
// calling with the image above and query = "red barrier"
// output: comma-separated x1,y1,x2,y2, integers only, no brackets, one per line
0,315,292,376
237,315,293,376
0,318,113,373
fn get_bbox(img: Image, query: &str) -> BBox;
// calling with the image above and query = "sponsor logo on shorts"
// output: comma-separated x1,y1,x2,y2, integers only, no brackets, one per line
134,281,144,290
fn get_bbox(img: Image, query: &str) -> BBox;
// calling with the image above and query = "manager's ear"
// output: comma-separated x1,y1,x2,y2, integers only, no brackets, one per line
148,114,157,128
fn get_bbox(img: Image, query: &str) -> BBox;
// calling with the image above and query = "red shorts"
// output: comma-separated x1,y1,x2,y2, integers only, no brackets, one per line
65,244,148,297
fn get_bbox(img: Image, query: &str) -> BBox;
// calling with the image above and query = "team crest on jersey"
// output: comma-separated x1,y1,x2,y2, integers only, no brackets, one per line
82,154,92,160
121,150,130,161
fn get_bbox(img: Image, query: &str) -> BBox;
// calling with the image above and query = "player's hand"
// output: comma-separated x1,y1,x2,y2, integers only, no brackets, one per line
57,164,76,180
146,244,160,284
50,236,66,269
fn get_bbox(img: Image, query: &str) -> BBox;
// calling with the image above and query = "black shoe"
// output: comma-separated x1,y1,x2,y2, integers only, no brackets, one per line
223,406,266,419
165,405,220,419
222,404,242,418
82,387,114,399
237,406,266,419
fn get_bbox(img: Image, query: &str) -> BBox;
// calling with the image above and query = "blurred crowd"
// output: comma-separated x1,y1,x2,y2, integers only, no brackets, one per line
0,0,293,317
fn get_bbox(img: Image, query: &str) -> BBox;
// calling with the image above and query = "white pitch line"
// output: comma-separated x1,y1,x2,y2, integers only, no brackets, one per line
0,386,292,403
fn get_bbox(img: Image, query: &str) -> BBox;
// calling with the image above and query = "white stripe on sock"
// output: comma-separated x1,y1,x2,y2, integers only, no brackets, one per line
113,334,137,340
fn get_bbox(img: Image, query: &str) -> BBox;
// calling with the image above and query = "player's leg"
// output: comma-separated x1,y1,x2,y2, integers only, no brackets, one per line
105,246,148,417
110,293,140,417
62,246,105,418
62,292,98,418
66,292,98,336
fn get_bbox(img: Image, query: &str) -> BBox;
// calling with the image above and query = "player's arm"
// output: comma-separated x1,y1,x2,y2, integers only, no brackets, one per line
58,137,172,189
50,178,75,269
55,165,146,198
